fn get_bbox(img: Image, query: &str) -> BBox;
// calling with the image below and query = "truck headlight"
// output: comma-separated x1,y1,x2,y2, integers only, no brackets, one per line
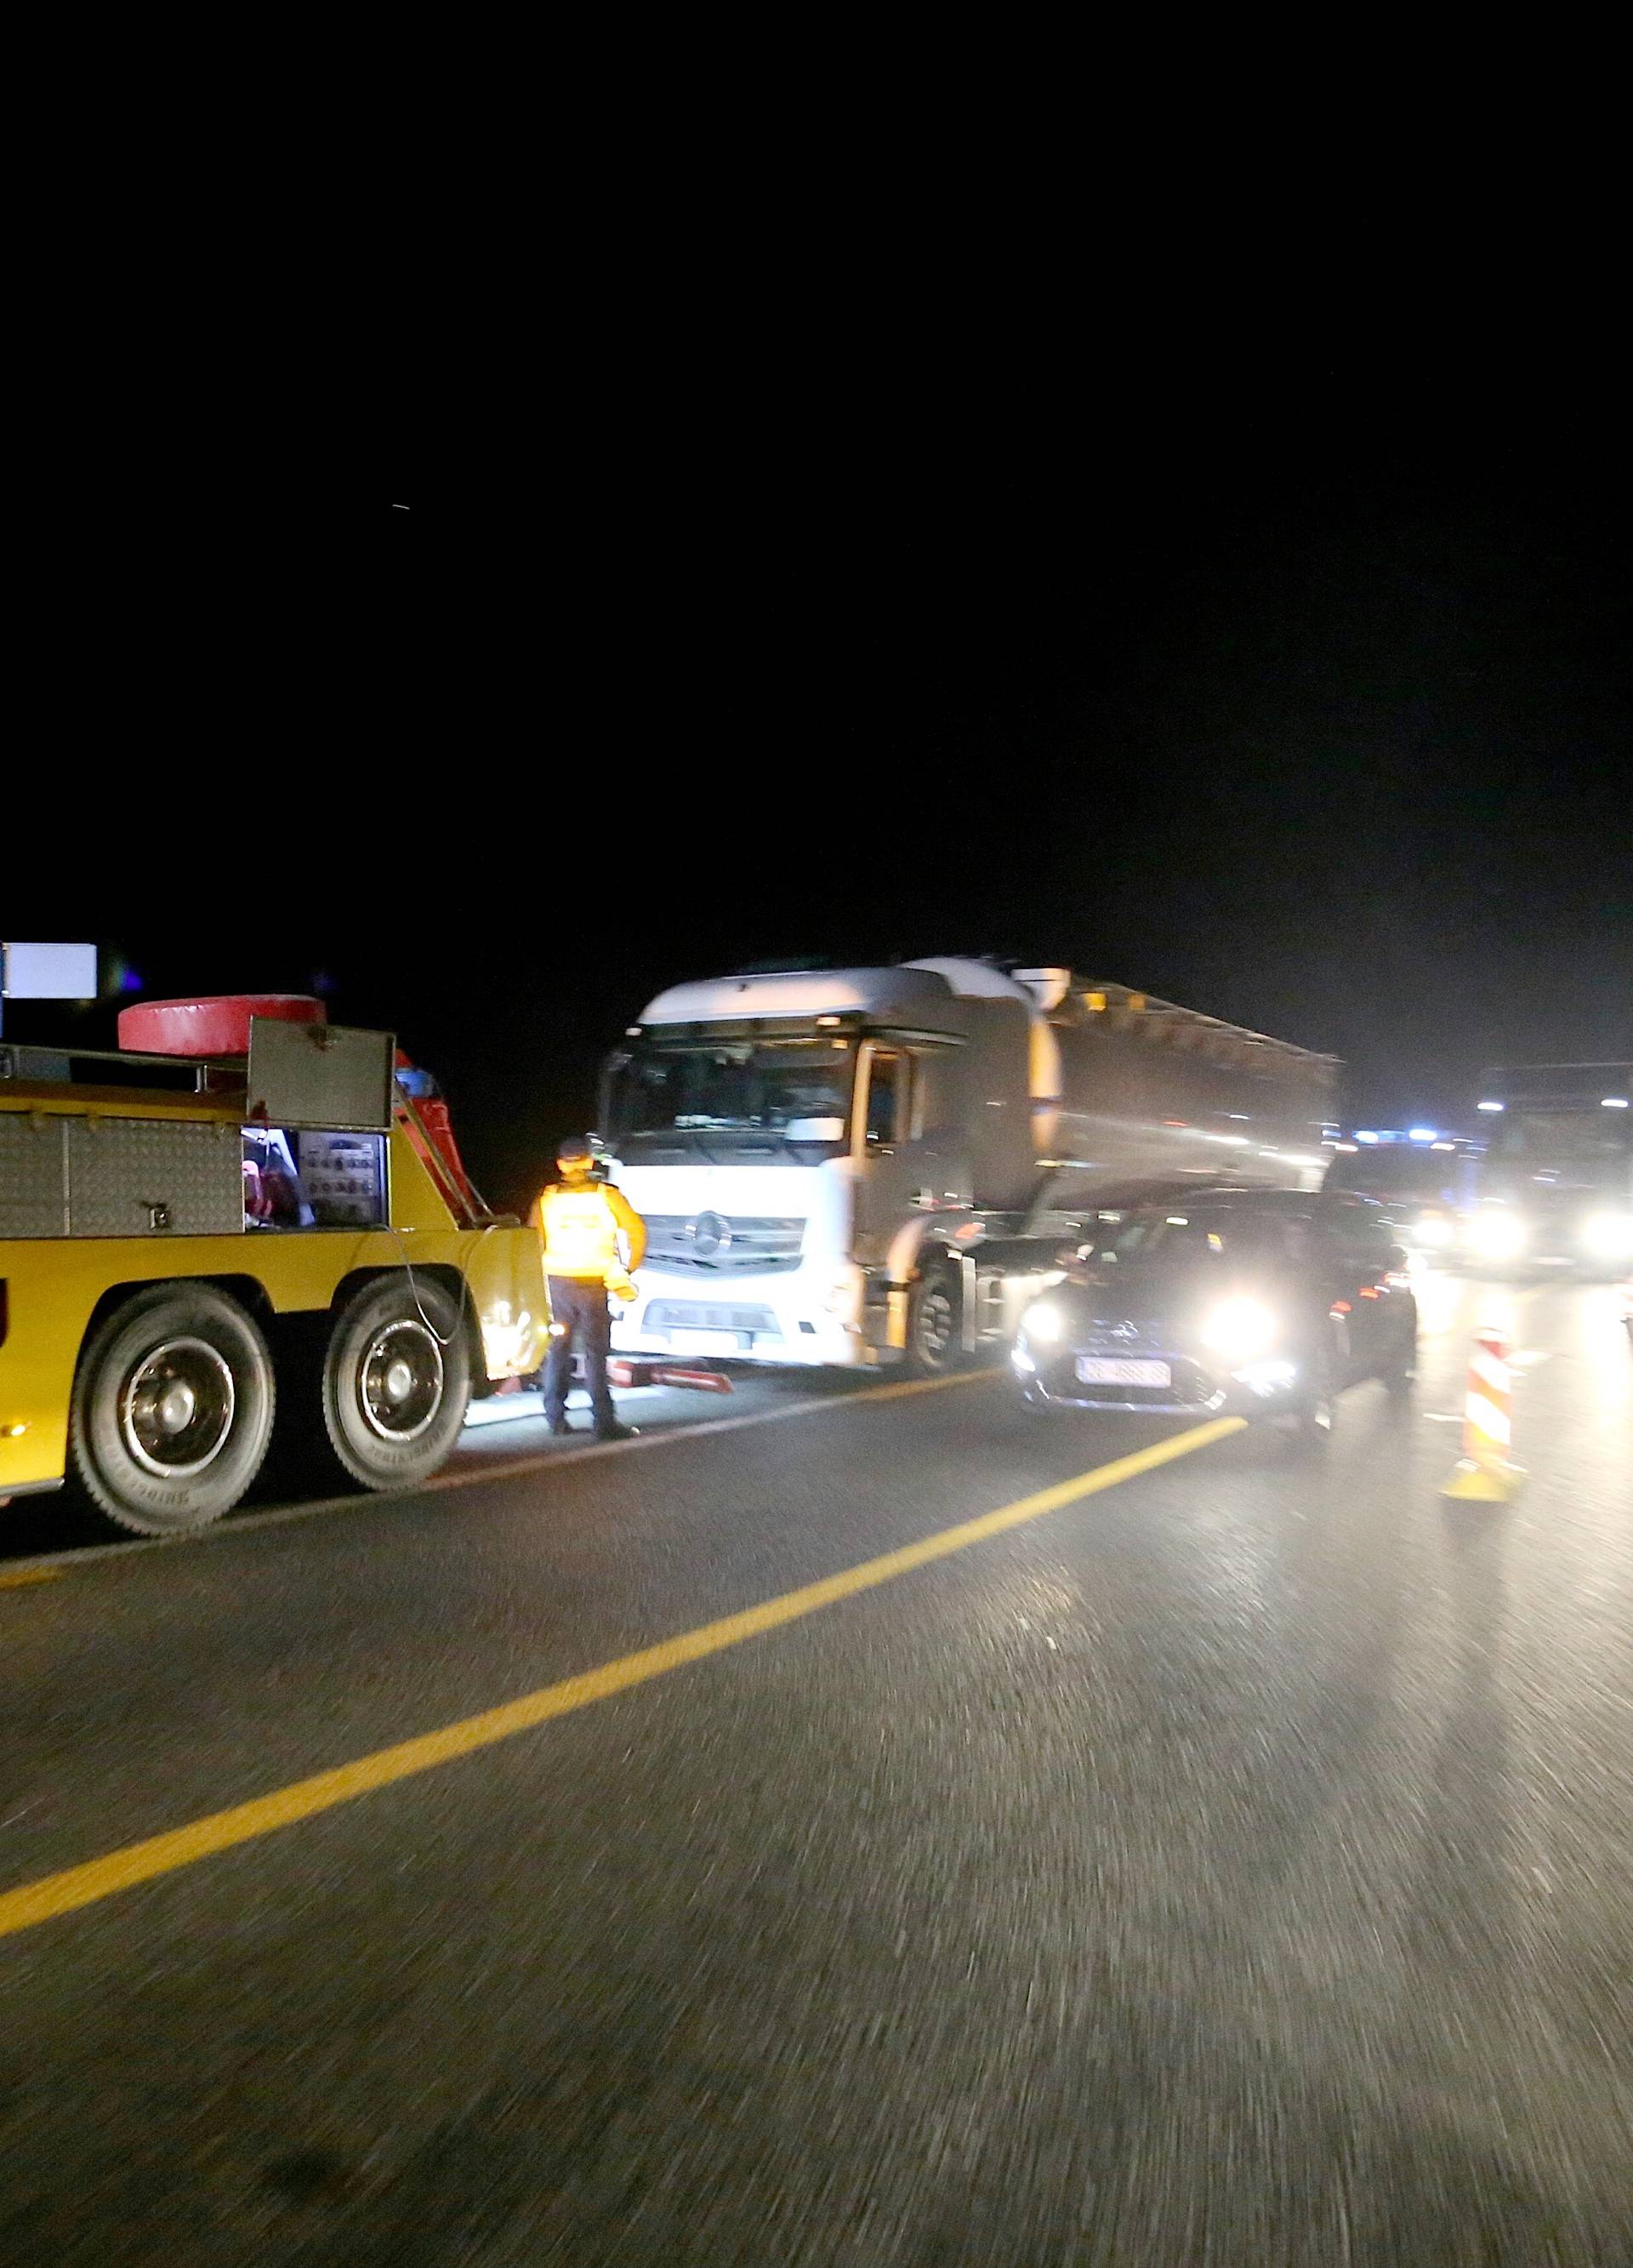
1200,1297,1276,1362
1021,1302,1063,1344
1414,1214,1454,1248
1471,1211,1526,1261
1583,1212,1633,1260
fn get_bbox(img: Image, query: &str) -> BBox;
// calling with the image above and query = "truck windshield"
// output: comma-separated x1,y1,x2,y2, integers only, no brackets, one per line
1079,1210,1303,1272
606,1040,852,1160
1487,1113,1630,1178
1327,1148,1459,1200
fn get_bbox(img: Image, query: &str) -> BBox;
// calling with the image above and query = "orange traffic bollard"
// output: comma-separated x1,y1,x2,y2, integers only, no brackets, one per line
1441,1320,1526,1502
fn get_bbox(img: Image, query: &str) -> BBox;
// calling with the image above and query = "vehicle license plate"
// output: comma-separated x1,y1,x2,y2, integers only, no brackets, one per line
670,1328,743,1354
1075,1356,1171,1386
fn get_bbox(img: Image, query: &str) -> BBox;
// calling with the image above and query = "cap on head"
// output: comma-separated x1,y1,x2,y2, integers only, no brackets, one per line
556,1136,593,1164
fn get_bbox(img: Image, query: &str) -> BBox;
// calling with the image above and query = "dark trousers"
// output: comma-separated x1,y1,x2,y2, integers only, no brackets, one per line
543,1276,615,1427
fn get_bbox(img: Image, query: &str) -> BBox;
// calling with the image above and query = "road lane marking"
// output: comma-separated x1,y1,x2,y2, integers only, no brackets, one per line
0,1415,1243,1937
0,1567,61,1591
0,1367,997,1578
434,1363,995,1489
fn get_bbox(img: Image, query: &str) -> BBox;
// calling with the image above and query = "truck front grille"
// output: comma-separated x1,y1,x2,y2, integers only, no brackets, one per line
641,1215,805,1276
1080,1317,1166,1353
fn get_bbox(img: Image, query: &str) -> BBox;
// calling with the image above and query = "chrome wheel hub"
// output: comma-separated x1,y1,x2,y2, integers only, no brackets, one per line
360,1319,444,1442
122,1337,236,1477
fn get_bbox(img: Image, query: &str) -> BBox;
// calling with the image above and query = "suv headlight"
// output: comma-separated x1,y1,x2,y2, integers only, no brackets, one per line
1200,1297,1276,1363
1471,1211,1526,1260
1584,1212,1633,1260
1021,1302,1064,1344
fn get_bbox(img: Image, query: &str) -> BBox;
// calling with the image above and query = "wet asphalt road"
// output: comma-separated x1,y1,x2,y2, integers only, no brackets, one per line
1,1277,1630,2266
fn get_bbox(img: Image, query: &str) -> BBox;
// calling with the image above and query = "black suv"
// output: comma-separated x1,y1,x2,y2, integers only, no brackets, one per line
1011,1188,1418,1439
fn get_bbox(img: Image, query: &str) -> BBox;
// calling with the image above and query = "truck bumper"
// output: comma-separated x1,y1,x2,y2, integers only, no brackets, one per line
612,1273,874,1368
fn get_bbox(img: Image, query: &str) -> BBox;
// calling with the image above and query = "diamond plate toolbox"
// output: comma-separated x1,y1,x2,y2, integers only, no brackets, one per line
64,1116,242,1237
0,1112,70,1238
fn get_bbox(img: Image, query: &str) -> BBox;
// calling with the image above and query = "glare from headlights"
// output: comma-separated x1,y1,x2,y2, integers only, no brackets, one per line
1414,1215,1454,1247
1199,1296,1277,1361
1471,1211,1527,1260
1583,1212,1633,1260
1021,1302,1063,1344
1236,1358,1299,1395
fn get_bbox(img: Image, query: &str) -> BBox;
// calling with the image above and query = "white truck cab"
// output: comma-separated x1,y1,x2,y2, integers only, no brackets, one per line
600,958,1336,1375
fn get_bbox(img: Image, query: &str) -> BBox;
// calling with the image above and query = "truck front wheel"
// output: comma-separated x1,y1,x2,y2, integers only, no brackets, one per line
70,1285,276,1536
904,1263,964,1377
321,1276,470,1490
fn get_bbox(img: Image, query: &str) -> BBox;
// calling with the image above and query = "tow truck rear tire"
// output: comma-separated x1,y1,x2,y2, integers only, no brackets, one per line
321,1276,471,1490
902,1262,964,1378
70,1285,276,1536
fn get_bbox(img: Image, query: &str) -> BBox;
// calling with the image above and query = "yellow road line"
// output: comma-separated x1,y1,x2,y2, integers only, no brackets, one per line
0,1415,1243,1939
0,1567,61,1591
429,1361,996,1489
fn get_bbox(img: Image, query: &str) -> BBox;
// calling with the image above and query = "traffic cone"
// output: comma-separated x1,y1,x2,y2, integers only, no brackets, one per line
1441,1321,1525,1501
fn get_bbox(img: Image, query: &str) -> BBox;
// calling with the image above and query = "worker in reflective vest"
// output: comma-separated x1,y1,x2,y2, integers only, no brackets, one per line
535,1137,647,1440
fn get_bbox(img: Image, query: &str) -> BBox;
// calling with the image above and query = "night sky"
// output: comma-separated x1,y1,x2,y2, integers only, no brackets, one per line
9,350,1629,1214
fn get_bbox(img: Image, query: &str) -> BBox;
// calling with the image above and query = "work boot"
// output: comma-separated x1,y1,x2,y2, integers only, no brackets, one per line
595,1419,637,1443
548,1416,577,1437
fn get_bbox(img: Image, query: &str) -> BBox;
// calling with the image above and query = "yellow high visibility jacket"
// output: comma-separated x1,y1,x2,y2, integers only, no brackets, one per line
536,1177,647,1284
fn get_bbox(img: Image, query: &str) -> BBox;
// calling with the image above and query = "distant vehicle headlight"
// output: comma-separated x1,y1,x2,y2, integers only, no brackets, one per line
1021,1302,1064,1344
1471,1211,1527,1261
1200,1297,1277,1362
1414,1214,1454,1248
1583,1212,1633,1260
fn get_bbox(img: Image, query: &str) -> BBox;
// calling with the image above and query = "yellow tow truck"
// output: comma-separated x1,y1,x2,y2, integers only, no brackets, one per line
0,994,548,1535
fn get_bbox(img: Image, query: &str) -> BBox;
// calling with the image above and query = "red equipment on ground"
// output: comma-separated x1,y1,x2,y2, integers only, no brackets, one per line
607,1359,733,1394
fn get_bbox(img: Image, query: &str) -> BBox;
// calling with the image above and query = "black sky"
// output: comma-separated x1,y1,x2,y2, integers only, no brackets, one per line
9,339,1629,1214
